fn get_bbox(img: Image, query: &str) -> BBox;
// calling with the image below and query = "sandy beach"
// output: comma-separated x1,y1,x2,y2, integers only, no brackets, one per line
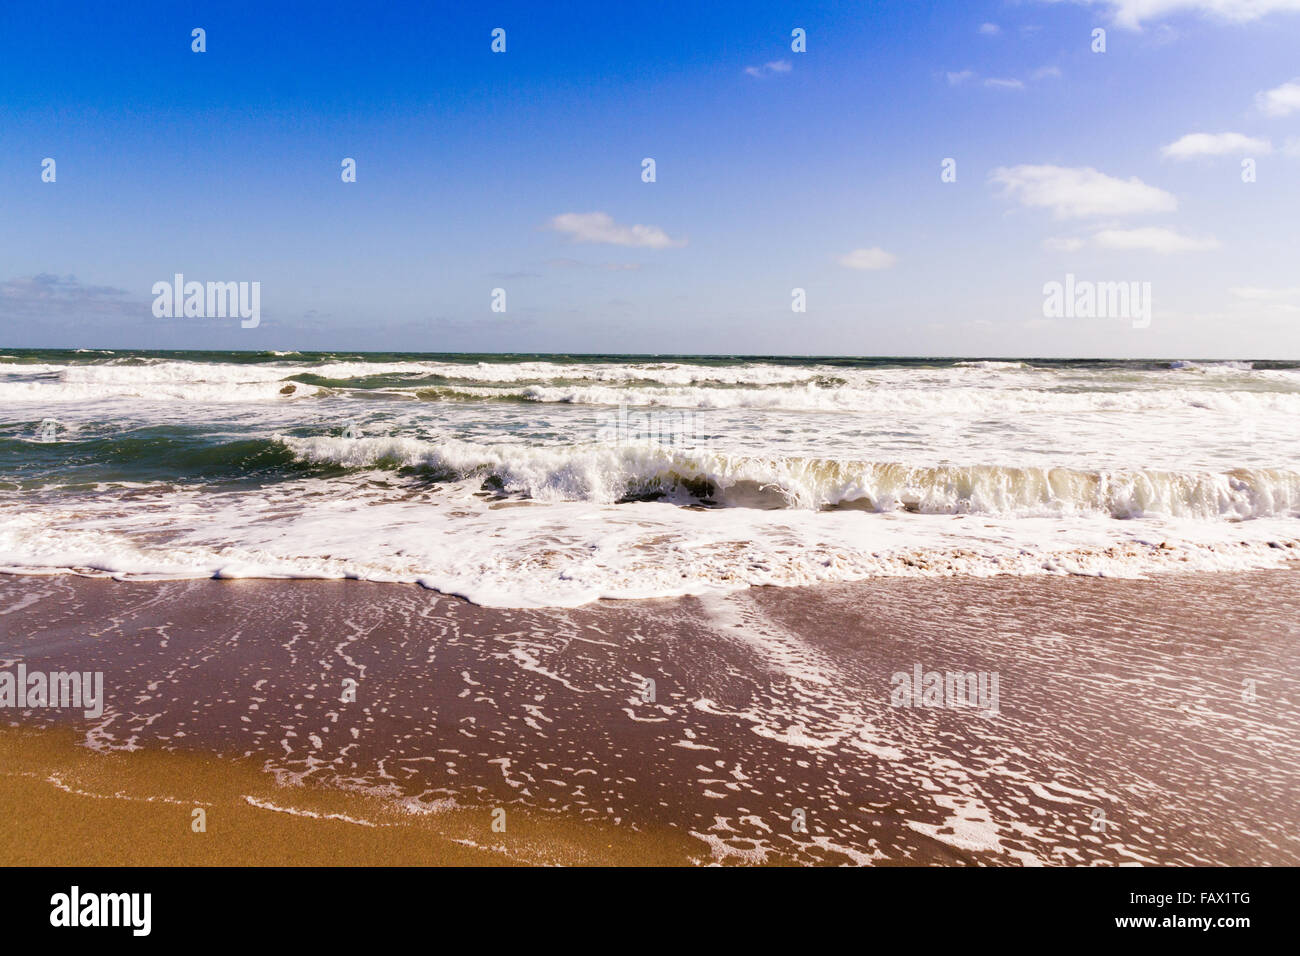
7,0,1300,910
3,569,1298,866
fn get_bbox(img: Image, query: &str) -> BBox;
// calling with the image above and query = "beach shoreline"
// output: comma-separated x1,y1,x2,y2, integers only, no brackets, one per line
2,570,1299,866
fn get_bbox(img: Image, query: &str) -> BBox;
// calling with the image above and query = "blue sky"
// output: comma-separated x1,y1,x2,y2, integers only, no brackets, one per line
2,0,1299,357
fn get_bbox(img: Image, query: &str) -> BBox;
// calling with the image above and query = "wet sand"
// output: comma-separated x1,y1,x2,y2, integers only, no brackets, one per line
2,570,1298,865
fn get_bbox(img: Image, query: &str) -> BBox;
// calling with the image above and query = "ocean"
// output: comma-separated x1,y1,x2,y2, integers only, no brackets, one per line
3,349,1299,607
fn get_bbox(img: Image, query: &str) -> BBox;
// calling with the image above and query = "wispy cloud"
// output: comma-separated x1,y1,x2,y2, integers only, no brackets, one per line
548,212,686,249
1230,285,1300,301
1256,78,1300,116
1229,285,1300,314
744,60,792,78
990,164,1177,219
946,68,1059,89
1161,131,1271,158
0,273,140,319
979,22,1002,35
837,247,897,270
1044,228,1218,253
1093,226,1220,253
545,257,642,272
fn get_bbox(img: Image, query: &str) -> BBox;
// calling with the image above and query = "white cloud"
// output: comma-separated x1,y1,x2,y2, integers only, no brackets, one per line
1069,1,1300,30
989,164,1177,219
1032,65,1063,79
1092,226,1220,253
1043,237,1087,251
837,247,897,270
1161,131,1271,158
1256,78,1300,116
548,212,686,249
979,22,1002,34
984,77,1025,90
946,70,975,86
745,60,792,78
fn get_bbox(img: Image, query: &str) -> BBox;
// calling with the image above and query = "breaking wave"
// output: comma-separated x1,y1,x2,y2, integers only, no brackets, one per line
276,435,1300,520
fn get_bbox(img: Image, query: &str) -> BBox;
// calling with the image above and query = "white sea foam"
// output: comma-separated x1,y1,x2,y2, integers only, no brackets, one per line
2,455,1298,608
0,380,318,403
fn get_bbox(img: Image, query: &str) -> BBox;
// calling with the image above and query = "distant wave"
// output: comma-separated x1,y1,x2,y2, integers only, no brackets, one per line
1169,360,1255,372
2,357,1296,410
400,381,1300,415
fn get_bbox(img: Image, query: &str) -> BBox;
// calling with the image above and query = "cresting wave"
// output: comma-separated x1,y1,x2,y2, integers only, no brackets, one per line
276,434,1300,520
